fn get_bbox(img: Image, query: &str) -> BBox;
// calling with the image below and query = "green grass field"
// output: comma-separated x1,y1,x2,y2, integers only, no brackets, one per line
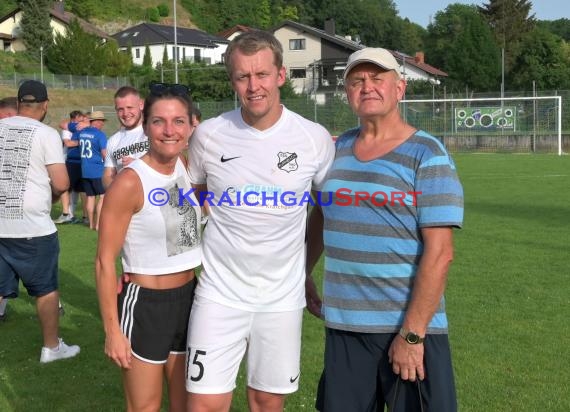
1,154,569,411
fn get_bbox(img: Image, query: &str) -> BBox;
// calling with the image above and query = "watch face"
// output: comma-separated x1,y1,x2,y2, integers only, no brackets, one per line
406,333,420,344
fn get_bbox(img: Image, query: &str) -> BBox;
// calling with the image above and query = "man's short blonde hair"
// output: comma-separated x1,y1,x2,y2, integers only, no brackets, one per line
224,30,284,75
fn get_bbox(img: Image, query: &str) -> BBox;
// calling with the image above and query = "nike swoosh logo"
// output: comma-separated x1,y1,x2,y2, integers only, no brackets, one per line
289,372,300,383
220,155,241,163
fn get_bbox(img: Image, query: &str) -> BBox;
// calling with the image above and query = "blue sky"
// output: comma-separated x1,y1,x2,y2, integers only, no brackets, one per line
394,0,570,28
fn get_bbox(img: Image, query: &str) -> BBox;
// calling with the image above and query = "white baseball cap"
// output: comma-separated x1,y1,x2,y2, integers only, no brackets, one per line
343,48,400,81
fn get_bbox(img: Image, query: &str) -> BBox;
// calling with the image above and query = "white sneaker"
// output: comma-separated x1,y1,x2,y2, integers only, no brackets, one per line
40,338,80,363
53,214,73,224
0,298,7,321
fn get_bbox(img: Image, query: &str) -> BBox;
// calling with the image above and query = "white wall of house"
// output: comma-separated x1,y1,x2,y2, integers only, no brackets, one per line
128,43,227,67
0,12,24,51
274,26,321,94
0,10,93,52
401,64,431,82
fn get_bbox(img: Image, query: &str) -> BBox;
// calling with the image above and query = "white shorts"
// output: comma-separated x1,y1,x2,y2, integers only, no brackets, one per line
186,295,303,394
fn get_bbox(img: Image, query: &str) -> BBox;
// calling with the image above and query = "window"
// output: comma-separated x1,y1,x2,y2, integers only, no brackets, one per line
290,69,306,79
289,39,306,50
172,46,181,61
194,48,201,63
135,48,140,59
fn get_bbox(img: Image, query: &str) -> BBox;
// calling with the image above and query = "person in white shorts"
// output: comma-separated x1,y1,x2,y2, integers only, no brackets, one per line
186,30,335,412
103,86,149,189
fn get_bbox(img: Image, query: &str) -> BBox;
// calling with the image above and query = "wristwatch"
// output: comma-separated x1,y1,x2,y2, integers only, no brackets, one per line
399,328,425,344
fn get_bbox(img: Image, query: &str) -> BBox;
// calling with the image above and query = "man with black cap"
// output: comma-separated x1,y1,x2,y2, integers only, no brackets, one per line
306,48,463,411
0,80,80,362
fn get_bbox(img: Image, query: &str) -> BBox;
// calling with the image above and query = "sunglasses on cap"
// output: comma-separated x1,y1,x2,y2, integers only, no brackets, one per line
149,81,191,97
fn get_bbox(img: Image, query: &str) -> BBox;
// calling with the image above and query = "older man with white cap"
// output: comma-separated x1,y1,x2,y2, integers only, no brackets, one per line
306,48,464,411
0,80,80,362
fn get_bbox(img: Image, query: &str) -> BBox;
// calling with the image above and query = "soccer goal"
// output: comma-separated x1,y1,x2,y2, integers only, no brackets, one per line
400,96,564,155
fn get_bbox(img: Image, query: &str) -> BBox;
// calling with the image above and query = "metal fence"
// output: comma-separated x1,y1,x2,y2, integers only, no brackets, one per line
0,72,129,90
5,71,566,153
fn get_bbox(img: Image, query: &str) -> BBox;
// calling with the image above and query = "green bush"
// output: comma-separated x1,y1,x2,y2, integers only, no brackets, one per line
146,7,160,22
157,3,169,17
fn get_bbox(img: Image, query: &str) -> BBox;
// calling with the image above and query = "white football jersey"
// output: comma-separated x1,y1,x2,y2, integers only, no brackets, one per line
189,107,334,311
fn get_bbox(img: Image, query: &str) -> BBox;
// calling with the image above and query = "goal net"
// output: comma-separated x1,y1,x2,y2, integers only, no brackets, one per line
400,96,563,155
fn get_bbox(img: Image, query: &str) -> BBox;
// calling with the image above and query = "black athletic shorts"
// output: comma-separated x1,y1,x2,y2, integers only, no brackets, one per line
118,278,196,363
82,178,105,196
316,328,457,412
66,161,83,192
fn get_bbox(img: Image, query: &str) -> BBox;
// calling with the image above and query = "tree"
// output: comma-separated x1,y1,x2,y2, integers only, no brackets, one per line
100,40,132,76
537,18,570,41
508,27,570,90
157,3,169,17
478,0,535,73
66,0,96,19
143,44,153,67
397,19,426,55
18,0,53,59
146,7,160,22
182,62,234,101
271,1,299,25
424,4,501,92
162,45,169,65
46,19,111,75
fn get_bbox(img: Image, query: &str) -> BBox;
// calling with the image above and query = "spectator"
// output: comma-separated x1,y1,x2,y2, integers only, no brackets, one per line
74,111,107,230
0,96,17,119
306,48,464,412
0,80,80,362
103,86,148,189
95,84,201,412
54,110,88,224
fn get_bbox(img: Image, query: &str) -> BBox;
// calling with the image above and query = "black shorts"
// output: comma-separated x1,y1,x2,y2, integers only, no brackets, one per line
82,178,105,196
316,328,457,412
118,278,196,363
66,161,83,192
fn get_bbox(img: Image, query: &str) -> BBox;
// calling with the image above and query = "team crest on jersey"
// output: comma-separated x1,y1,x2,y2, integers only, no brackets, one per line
277,152,298,172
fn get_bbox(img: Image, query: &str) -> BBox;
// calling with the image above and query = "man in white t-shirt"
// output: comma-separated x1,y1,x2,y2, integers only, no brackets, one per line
0,80,80,362
102,86,148,189
186,31,335,412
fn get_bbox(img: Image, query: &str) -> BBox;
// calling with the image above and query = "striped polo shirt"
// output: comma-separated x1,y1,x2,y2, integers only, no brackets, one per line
321,128,464,334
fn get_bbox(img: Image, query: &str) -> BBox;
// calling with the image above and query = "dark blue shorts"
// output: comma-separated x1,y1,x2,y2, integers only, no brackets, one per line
316,328,457,412
0,232,60,298
118,278,196,363
82,178,105,196
66,161,83,192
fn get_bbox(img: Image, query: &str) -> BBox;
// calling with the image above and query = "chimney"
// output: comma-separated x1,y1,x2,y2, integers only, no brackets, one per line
324,18,335,35
53,0,65,14
414,51,425,64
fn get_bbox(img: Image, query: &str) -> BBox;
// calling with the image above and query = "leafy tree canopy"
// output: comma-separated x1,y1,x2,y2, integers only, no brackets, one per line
425,4,501,92
508,27,570,90
45,19,130,76
537,18,570,41
478,0,535,72
18,0,53,59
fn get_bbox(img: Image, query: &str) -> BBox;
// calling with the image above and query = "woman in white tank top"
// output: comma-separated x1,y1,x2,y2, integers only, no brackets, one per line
95,83,201,412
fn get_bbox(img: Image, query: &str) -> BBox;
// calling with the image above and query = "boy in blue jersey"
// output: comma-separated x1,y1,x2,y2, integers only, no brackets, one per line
306,48,464,412
73,111,107,230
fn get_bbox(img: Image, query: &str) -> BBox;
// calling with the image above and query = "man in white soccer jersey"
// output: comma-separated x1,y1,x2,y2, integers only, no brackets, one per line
186,30,335,412
102,86,148,189
0,80,80,362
